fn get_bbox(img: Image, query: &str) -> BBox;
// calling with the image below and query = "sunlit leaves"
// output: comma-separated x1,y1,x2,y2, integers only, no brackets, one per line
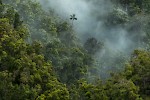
124,50,150,97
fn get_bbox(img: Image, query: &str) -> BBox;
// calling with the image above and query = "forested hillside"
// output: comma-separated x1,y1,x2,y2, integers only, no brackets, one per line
0,0,150,100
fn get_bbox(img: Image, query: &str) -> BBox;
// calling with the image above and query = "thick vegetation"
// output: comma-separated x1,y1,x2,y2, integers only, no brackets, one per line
0,0,150,100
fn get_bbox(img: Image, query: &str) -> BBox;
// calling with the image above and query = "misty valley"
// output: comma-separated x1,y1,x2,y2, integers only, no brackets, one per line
0,0,150,100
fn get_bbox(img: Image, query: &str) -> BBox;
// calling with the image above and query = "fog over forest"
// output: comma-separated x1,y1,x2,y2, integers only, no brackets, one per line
0,0,150,99
40,0,138,51
38,0,147,78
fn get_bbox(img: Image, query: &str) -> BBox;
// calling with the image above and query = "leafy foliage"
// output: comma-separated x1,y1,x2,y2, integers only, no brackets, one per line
124,50,150,98
0,3,69,100
0,0,150,100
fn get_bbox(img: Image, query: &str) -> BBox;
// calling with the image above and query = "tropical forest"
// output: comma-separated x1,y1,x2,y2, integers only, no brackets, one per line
0,0,150,100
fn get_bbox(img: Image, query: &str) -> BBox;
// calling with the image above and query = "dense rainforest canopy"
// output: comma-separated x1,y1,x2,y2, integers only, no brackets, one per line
0,0,150,100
